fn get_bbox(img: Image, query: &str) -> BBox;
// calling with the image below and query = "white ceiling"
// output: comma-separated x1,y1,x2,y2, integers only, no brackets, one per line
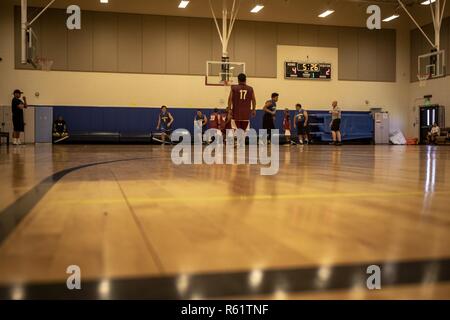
16,0,450,29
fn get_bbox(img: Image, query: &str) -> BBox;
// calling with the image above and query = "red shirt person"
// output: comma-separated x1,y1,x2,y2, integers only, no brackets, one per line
220,107,232,137
228,73,256,130
209,108,221,130
283,108,291,133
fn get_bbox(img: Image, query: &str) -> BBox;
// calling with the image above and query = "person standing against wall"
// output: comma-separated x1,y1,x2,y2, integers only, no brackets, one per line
11,89,28,145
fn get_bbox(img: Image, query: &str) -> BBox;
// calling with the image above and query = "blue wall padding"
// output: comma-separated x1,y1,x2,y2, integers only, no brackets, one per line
51,106,373,141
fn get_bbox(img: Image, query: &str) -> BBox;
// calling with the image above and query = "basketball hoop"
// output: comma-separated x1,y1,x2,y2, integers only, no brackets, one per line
417,74,429,87
222,79,234,86
36,58,54,71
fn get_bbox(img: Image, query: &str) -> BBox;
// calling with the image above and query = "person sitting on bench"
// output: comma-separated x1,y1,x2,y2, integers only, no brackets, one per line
53,116,69,143
427,123,440,145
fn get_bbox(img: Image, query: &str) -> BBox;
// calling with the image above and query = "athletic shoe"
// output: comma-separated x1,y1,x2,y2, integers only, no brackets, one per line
54,135,70,144
290,141,297,145
152,136,169,144
336,142,343,146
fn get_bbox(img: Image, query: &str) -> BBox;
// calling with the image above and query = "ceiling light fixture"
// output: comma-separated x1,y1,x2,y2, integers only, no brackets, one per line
178,1,190,9
318,10,335,18
251,5,264,13
382,14,400,22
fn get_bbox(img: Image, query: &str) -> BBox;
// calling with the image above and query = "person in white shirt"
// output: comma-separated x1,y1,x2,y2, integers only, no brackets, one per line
427,123,440,144
329,101,342,146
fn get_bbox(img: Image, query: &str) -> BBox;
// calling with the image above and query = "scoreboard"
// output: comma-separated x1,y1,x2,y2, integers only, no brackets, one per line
285,62,332,80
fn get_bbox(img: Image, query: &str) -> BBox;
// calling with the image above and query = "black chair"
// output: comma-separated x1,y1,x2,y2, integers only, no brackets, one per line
0,132,9,145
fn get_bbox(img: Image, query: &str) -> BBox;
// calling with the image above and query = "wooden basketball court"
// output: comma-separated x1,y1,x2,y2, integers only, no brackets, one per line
0,0,450,301
0,145,449,299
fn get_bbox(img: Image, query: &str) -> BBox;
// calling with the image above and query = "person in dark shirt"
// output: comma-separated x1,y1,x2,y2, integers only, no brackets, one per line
11,89,28,145
154,105,174,144
294,103,309,145
263,93,279,144
53,116,69,143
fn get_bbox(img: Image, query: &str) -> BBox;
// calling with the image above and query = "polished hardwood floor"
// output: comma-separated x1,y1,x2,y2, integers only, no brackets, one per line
0,144,449,299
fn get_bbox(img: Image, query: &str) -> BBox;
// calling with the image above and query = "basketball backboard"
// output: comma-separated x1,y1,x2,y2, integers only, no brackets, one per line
21,0,56,70
25,27,38,68
418,50,446,81
205,61,246,86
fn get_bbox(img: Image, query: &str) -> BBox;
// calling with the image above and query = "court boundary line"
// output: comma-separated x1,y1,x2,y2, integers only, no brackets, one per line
0,157,151,245
45,190,450,205
0,257,449,299
5,153,445,247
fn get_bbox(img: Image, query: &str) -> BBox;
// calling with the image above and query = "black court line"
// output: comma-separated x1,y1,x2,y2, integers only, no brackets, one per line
0,157,450,299
0,157,150,245
0,257,449,299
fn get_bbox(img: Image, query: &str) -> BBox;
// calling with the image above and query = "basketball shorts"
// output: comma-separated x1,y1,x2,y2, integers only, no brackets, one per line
160,125,172,134
13,114,24,132
262,114,275,130
297,122,308,135
233,120,250,131
331,119,341,131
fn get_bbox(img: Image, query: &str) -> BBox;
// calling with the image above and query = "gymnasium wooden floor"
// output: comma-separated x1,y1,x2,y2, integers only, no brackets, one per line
0,144,449,299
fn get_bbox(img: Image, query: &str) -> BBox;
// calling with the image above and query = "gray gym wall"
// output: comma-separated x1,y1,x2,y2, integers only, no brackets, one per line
14,6,397,82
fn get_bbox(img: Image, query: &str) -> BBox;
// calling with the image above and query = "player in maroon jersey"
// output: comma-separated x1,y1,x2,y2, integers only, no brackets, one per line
209,108,221,130
220,107,232,132
228,73,256,131
282,108,295,145
220,107,232,142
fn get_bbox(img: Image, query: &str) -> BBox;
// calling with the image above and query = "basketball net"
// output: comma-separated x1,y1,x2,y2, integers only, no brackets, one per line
36,58,54,71
417,74,430,88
